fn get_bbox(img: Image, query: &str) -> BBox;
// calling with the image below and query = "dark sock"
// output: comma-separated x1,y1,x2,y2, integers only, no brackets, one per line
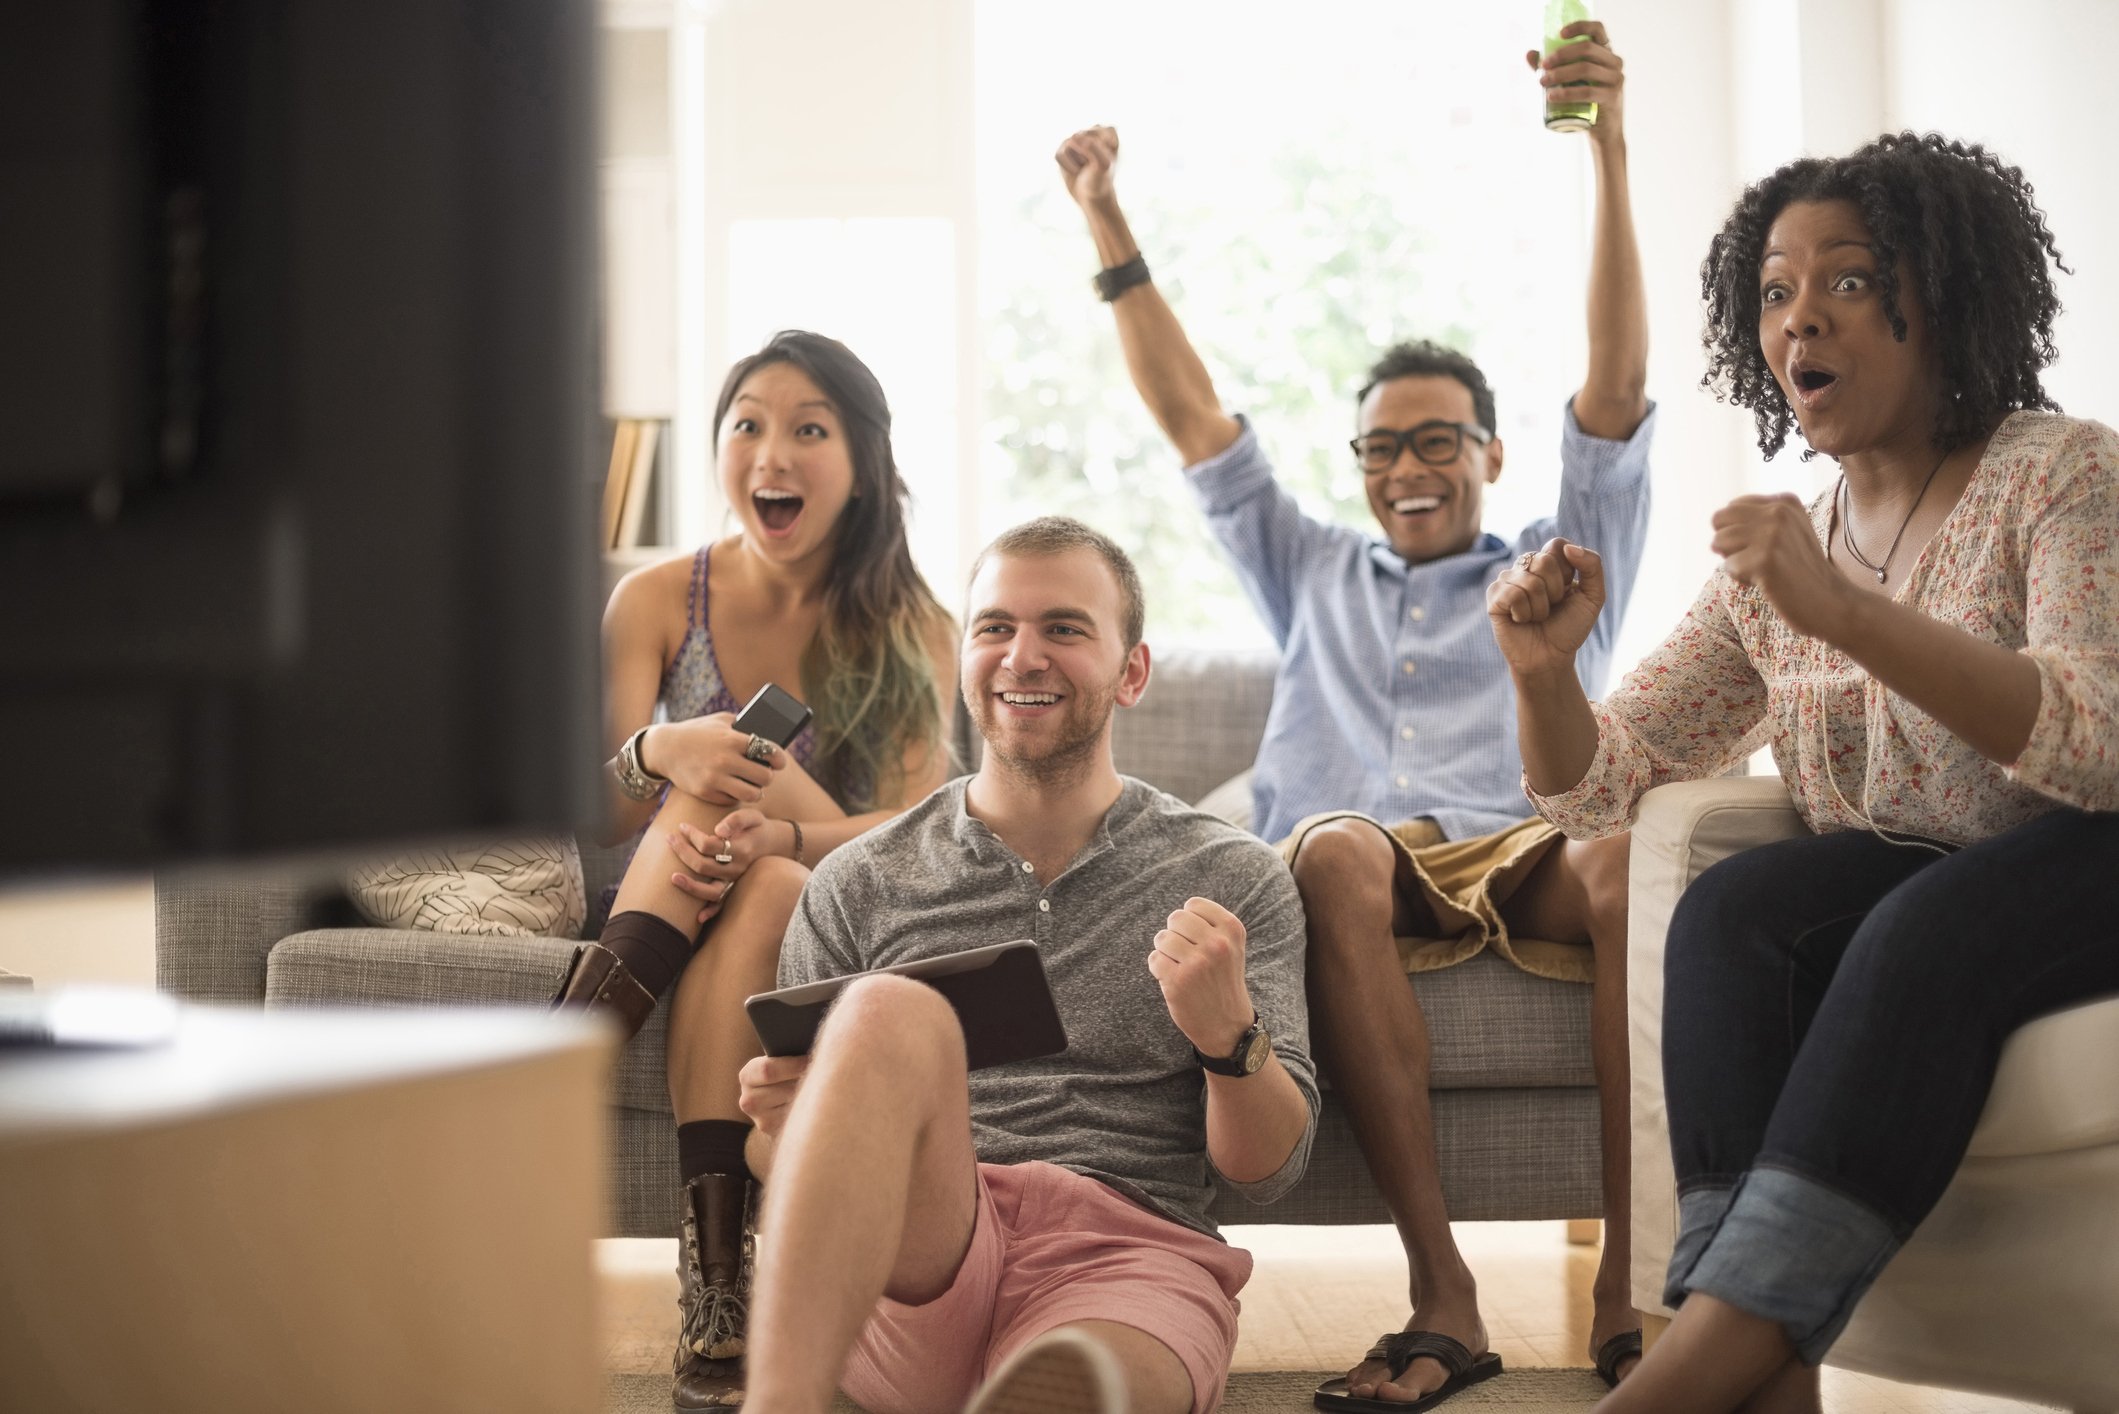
678,1119,755,1184
598,910,694,999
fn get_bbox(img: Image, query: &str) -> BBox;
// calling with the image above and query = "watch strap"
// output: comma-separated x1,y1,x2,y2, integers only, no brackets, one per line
1194,1014,1264,1077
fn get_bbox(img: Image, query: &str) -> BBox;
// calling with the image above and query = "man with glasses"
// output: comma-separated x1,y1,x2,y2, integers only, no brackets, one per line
1057,20,1653,1408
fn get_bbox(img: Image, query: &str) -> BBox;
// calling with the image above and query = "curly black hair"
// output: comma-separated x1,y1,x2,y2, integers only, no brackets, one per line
1700,131,2068,459
1359,340,1497,437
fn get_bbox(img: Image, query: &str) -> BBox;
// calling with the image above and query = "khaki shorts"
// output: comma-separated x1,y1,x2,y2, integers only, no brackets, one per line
1277,811,1592,983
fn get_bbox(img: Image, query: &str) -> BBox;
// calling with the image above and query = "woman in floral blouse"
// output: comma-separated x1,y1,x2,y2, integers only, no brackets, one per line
1490,132,2119,1412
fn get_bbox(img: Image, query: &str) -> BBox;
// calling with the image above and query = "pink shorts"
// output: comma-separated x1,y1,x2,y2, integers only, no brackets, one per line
839,1161,1252,1414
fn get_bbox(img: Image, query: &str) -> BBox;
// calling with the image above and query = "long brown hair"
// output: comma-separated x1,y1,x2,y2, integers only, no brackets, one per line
713,331,952,807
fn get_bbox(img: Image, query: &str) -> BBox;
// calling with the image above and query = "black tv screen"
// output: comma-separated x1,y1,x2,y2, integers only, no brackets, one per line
0,0,603,872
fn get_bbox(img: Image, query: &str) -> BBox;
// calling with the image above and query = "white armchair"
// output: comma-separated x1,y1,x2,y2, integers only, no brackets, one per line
1627,778,2119,1411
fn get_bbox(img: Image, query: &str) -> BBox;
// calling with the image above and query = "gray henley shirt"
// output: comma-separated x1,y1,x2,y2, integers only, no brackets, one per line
778,775,1318,1238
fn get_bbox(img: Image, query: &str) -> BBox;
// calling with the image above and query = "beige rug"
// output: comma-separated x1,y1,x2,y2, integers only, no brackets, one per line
608,1367,1610,1412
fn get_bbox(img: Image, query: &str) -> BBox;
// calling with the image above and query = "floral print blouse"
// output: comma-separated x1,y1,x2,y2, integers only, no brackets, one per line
1531,411,2119,845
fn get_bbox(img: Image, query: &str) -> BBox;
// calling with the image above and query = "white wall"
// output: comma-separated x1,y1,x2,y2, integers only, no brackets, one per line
602,26,676,420
0,880,154,988
1885,0,2119,422
680,0,978,567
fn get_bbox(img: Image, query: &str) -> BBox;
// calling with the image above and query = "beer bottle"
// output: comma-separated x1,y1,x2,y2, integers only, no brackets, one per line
1543,0,1597,132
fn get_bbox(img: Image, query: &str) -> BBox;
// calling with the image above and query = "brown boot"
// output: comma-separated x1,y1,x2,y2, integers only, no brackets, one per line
550,941,657,1039
672,1172,754,1410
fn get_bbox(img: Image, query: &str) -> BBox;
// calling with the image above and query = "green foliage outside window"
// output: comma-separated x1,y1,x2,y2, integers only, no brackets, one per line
981,138,1479,646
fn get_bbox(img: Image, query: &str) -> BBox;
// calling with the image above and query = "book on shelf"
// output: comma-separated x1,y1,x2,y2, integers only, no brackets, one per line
601,418,663,550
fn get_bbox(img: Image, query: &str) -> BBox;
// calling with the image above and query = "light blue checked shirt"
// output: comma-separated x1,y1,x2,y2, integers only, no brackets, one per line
1187,401,1655,843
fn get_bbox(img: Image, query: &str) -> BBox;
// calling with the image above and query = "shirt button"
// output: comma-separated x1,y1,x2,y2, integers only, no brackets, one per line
1038,898,1051,913
1400,726,1416,740
1395,774,1410,788
1402,660,1417,675
1409,606,1426,622
1021,861,1034,873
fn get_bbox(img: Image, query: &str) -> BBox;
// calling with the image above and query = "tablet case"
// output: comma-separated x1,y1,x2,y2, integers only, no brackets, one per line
745,939,1068,1070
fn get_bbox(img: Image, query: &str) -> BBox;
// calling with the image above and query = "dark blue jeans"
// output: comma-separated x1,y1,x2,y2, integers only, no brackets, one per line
1660,808,2119,1362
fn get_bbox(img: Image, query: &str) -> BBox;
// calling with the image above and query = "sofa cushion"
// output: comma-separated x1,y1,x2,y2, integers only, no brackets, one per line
265,923,1590,1113
1111,649,1277,805
1966,995,2119,1157
1195,769,1254,830
953,647,1277,806
1409,950,1594,1090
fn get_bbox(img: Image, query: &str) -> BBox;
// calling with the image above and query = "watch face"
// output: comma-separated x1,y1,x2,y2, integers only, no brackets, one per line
1240,1026,1271,1075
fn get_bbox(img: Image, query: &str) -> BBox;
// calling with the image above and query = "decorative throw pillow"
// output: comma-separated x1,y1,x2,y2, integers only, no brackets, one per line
1194,769,1255,832
345,836,587,939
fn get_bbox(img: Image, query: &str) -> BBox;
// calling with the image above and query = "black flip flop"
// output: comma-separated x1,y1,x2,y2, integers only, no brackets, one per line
1313,1330,1504,1412
1594,1329,1643,1388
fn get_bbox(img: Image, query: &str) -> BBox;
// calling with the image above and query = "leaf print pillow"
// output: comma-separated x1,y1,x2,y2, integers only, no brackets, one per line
346,836,586,938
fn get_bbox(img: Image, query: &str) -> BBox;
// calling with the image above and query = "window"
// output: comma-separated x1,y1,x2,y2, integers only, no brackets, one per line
977,1,1593,644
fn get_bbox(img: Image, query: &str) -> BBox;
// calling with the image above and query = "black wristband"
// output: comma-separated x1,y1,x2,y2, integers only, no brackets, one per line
1093,253,1151,302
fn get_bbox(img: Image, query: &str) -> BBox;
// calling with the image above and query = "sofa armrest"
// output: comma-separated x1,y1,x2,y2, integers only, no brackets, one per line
155,867,345,1005
1627,778,1807,1316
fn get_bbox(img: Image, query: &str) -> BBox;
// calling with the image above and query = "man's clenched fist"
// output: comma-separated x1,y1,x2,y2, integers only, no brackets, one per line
1148,896,1256,1060
1055,125,1120,208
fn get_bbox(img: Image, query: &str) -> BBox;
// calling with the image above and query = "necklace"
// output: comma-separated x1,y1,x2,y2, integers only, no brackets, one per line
1837,448,1950,585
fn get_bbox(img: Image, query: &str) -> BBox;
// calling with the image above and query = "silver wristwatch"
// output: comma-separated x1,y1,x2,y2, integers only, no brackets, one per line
613,725,667,801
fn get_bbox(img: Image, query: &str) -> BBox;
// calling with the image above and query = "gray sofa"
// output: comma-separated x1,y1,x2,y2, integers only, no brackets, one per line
156,647,1599,1236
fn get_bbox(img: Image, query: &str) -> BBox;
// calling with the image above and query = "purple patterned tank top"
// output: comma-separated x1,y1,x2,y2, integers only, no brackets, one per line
600,546,822,915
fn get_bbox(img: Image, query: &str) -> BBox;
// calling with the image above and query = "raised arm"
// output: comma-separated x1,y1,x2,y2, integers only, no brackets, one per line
1535,22,1649,440
1057,127,1242,466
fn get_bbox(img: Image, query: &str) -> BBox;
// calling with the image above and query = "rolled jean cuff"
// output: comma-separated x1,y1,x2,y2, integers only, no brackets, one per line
1662,1184,1735,1311
1678,1166,1902,1365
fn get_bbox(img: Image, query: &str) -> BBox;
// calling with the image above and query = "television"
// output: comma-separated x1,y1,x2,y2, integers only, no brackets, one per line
0,0,604,874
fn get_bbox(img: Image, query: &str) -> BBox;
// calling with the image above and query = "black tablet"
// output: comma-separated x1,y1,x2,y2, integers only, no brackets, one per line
744,939,1068,1070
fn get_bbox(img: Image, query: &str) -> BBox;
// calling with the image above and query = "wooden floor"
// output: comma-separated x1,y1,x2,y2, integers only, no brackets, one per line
598,1220,2054,1411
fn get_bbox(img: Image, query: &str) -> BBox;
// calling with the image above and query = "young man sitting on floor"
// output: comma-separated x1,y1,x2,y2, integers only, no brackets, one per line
725,517,1318,1414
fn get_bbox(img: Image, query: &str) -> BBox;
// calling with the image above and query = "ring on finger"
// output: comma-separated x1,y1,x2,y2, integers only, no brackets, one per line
743,733,776,765
713,849,734,865
1516,551,1537,571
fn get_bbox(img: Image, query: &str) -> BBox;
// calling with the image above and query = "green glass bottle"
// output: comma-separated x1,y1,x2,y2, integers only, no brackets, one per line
1542,0,1597,132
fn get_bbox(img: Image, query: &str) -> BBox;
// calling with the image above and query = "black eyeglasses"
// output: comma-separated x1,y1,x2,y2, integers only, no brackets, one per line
1350,421,1492,473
